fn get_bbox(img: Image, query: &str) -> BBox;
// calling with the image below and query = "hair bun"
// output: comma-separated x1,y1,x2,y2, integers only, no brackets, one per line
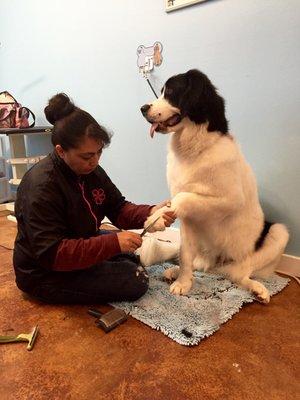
44,93,75,124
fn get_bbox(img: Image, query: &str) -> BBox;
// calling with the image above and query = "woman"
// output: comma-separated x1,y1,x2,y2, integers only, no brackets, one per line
13,93,177,304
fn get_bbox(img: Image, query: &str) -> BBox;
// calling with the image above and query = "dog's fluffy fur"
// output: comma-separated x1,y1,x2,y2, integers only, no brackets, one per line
141,69,289,303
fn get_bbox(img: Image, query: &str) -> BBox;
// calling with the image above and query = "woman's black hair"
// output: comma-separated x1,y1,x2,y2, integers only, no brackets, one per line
44,93,112,150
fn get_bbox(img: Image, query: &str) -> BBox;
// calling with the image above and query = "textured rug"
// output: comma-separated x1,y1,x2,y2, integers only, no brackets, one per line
112,264,289,346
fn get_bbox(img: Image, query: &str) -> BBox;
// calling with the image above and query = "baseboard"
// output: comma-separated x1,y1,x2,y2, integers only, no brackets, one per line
279,254,300,277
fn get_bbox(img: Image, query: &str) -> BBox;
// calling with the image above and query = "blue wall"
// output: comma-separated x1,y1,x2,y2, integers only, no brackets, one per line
1,0,299,255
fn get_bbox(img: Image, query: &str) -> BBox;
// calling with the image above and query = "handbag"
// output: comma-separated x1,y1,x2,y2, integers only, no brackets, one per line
0,91,35,129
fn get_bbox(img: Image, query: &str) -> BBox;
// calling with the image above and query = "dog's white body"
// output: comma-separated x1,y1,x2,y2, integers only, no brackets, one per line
142,71,289,303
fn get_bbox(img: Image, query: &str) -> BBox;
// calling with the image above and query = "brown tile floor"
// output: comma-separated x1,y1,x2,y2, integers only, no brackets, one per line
0,214,299,400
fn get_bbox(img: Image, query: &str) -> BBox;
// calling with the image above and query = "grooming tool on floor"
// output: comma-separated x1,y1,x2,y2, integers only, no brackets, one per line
88,308,127,333
0,325,39,351
140,216,161,237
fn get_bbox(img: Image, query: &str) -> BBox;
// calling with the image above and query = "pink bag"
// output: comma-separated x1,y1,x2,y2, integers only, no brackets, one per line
0,91,35,129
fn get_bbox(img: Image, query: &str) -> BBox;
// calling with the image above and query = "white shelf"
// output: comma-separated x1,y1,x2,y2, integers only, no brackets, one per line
5,202,14,212
7,214,16,223
0,202,14,212
9,178,22,185
7,155,46,165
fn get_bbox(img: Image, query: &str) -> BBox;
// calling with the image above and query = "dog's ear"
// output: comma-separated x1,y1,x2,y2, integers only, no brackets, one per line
179,69,228,134
178,69,211,119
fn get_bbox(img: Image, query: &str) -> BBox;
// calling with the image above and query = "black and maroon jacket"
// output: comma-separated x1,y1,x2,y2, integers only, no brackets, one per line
13,151,152,289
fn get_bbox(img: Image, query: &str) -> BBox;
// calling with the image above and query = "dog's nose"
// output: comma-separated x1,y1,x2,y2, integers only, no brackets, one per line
140,104,151,115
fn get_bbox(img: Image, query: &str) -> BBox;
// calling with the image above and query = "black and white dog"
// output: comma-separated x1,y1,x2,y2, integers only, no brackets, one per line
141,69,289,303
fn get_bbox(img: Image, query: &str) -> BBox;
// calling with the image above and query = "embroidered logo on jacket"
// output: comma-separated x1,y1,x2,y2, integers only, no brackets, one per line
92,188,105,205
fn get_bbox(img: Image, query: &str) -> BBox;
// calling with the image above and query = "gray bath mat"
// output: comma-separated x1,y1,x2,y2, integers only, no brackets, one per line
112,264,289,346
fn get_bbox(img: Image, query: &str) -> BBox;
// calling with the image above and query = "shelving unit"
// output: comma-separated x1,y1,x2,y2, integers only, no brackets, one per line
0,136,11,203
0,126,52,221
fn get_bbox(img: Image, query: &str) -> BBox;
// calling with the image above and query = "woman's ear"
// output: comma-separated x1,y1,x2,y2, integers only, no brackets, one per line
55,144,65,159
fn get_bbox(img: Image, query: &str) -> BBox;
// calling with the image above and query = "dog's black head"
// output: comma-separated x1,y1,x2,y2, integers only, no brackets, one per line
141,69,228,137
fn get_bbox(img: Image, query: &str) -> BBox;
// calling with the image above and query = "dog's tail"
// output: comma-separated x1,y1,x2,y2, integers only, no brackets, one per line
250,223,289,278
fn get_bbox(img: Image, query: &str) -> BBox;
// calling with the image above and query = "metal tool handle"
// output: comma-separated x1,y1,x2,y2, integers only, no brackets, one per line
0,335,26,343
88,308,103,318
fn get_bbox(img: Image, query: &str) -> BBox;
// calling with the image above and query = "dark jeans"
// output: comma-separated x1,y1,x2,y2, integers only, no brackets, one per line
26,252,149,305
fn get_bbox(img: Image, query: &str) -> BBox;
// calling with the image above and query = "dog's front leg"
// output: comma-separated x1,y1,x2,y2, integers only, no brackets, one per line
169,228,194,295
171,192,198,220
146,193,196,229
171,190,243,221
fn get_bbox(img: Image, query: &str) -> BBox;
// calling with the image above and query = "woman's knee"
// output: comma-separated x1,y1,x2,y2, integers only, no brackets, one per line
125,262,149,300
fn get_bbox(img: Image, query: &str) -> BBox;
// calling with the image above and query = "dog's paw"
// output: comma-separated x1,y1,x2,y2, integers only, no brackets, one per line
170,278,193,295
171,192,190,219
164,266,180,281
251,281,270,304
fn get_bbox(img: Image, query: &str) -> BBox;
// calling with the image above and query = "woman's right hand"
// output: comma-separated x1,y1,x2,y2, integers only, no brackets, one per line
116,231,143,253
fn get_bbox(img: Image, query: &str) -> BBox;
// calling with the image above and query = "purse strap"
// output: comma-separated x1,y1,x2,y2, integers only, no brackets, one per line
22,106,36,127
0,91,19,104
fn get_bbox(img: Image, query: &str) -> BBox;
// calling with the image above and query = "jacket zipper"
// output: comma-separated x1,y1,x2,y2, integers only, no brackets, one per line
78,181,98,232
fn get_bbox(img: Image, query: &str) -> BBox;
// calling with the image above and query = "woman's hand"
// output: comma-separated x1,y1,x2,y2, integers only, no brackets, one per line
117,231,143,253
150,199,176,227
150,199,171,214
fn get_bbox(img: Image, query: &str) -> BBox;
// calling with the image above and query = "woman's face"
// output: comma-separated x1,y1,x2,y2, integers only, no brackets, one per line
56,135,103,175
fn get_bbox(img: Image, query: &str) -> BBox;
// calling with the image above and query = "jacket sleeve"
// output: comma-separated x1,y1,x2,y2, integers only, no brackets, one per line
18,182,121,271
50,234,121,271
114,201,153,230
98,167,153,229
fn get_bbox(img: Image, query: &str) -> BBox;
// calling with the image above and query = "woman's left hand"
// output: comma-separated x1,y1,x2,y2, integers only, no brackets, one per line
150,199,176,227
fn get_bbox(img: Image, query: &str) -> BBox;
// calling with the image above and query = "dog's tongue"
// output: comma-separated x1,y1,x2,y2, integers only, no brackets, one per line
150,123,159,138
